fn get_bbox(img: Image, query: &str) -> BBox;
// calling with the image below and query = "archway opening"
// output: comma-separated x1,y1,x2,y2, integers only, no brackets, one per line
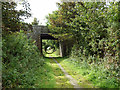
42,39,61,57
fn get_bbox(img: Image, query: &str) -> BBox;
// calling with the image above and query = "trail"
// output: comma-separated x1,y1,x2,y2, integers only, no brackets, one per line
47,56,93,88
53,58,81,88
49,58,73,88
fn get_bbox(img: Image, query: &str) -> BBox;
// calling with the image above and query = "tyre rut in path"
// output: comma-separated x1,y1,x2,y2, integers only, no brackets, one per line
53,59,81,88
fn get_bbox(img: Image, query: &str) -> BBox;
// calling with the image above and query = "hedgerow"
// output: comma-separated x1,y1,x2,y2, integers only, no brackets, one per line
2,31,44,88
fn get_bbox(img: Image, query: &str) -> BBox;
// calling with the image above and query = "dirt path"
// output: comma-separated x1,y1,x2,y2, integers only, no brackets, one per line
53,59,81,88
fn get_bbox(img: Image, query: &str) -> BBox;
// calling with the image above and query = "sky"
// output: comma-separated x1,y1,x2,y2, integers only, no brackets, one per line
17,0,60,25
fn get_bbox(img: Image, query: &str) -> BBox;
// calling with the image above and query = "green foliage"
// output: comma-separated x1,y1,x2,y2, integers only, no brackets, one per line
42,40,60,57
2,31,44,88
46,2,120,88
65,57,120,88
2,1,31,33
47,1,120,57
33,58,56,88
42,40,59,50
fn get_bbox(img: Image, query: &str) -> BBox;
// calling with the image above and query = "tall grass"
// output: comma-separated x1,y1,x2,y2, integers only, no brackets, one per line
68,55,119,88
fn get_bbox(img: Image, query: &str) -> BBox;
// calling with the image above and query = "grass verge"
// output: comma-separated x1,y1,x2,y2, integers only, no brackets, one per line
35,58,73,88
55,57,95,88
55,57,119,88
34,58,55,88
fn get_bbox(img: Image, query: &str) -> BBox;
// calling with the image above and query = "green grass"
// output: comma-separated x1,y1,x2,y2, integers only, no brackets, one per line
55,57,95,88
55,57,120,88
33,58,55,88
34,58,73,88
49,58,73,88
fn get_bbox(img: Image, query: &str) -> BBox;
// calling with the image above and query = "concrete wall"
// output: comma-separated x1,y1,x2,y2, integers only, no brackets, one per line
28,25,49,53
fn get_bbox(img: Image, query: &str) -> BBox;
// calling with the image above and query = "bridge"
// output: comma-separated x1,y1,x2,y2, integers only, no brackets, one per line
27,25,64,57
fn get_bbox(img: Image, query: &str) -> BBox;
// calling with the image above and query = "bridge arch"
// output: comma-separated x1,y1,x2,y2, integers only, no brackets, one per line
28,25,63,57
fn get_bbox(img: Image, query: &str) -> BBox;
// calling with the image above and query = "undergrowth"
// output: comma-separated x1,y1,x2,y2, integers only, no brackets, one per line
2,31,45,88
66,56,120,88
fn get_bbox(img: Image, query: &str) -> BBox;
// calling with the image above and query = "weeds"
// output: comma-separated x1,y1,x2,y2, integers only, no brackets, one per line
67,56,120,88
2,31,44,88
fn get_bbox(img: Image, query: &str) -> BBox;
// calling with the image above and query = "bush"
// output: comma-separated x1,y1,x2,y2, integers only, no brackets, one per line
70,45,119,88
2,31,44,88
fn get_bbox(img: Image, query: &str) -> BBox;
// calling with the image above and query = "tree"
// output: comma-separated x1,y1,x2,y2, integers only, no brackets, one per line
46,2,77,34
46,1,119,58
2,1,31,33
31,17,39,25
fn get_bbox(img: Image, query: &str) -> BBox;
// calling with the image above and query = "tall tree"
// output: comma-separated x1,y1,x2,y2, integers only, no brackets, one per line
46,1,119,58
2,1,31,33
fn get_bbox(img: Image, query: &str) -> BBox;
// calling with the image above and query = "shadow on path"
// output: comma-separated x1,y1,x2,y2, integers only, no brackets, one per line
44,57,64,63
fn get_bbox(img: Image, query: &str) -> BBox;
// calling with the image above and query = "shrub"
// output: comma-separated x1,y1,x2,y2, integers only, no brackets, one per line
2,30,44,88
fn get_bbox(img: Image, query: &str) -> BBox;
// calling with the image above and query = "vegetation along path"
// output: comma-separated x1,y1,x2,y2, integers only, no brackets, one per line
47,58,74,88
53,59,80,88
46,57,94,88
